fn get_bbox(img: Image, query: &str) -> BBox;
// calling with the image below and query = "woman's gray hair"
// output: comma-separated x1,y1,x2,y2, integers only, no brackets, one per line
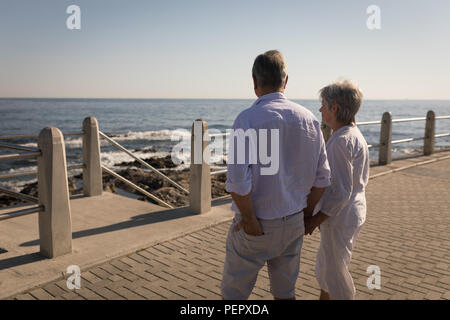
319,79,363,125
252,50,287,89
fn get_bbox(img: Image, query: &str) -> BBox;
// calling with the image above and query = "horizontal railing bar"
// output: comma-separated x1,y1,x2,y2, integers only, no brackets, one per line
0,152,41,162
0,132,83,140
102,166,173,209
0,187,39,204
99,131,189,195
0,205,43,221
209,133,230,138
392,117,426,123
207,116,448,134
0,163,83,180
211,169,227,176
391,137,425,145
208,116,450,132
368,144,381,149
435,133,450,138
0,135,38,140
63,132,83,136
0,170,36,179
0,142,39,152
356,121,382,126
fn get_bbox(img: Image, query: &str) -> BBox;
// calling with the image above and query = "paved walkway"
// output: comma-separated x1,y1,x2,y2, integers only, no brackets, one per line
7,152,450,300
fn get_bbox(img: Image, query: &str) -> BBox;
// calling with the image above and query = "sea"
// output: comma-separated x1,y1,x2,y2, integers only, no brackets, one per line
1,98,450,191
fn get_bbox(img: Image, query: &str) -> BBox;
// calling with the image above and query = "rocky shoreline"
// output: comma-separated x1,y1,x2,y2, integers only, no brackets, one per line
3,148,449,208
0,155,229,208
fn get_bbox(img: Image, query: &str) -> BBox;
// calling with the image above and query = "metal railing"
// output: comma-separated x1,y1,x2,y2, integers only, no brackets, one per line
0,120,186,213
101,166,173,208
1,111,448,254
0,132,80,223
319,110,450,164
0,132,83,140
0,186,38,204
97,131,188,208
0,205,44,222
358,111,449,164
99,131,188,195
0,132,84,209
0,119,186,257
0,142,42,220
79,117,181,208
0,127,72,258
205,110,450,174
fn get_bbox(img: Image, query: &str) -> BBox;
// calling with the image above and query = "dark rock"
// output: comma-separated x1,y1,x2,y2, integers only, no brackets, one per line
134,146,157,153
114,155,179,169
1,155,228,208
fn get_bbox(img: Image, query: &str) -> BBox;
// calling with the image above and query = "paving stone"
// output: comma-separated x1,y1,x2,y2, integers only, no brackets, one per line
42,283,68,297
29,288,55,300
88,287,125,300
14,293,37,300
61,291,85,300
109,286,146,300
76,288,105,300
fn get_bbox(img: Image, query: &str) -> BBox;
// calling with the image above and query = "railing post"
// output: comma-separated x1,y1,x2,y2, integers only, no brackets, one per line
424,110,435,155
321,123,332,144
37,127,72,258
83,116,103,196
379,112,392,165
189,119,211,214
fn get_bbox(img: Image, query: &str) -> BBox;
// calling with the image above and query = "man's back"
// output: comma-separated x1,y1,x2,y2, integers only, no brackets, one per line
222,50,330,301
226,92,330,220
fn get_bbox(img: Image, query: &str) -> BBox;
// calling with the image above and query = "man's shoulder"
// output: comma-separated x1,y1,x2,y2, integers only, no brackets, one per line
261,98,318,121
285,99,318,120
233,98,319,129
233,105,254,128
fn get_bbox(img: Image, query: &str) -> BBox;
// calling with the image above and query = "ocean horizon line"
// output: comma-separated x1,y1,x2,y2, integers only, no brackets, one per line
1,97,450,102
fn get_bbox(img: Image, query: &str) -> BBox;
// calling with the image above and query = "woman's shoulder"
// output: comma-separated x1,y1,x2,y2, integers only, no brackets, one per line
330,126,368,156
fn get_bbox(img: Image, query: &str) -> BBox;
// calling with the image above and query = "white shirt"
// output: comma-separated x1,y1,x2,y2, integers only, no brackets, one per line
319,125,370,229
225,92,331,220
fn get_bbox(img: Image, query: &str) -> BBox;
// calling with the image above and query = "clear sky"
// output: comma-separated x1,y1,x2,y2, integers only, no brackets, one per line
0,0,449,99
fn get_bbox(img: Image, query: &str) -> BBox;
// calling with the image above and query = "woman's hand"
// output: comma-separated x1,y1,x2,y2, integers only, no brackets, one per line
304,212,329,235
304,216,319,235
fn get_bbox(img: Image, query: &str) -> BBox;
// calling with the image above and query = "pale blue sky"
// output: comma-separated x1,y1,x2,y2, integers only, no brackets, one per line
0,0,449,99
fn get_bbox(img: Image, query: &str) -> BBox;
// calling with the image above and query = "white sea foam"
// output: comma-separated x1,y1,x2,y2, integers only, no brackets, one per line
0,165,38,174
392,147,420,155
100,150,171,168
20,142,38,148
112,129,190,142
18,130,190,149
0,177,37,192
21,138,86,149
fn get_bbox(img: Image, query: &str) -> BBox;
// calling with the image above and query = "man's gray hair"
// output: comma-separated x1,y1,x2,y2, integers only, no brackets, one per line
319,79,363,125
252,50,287,89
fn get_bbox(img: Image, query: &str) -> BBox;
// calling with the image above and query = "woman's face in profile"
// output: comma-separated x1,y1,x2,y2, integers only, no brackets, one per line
319,100,334,126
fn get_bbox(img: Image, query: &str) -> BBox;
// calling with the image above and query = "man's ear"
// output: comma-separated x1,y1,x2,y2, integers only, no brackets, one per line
283,75,288,89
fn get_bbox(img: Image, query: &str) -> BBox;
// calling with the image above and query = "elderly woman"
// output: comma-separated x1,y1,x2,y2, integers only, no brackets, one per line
304,79,370,300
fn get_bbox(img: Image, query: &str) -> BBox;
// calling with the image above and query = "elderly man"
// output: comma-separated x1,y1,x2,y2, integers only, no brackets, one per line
221,50,331,300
